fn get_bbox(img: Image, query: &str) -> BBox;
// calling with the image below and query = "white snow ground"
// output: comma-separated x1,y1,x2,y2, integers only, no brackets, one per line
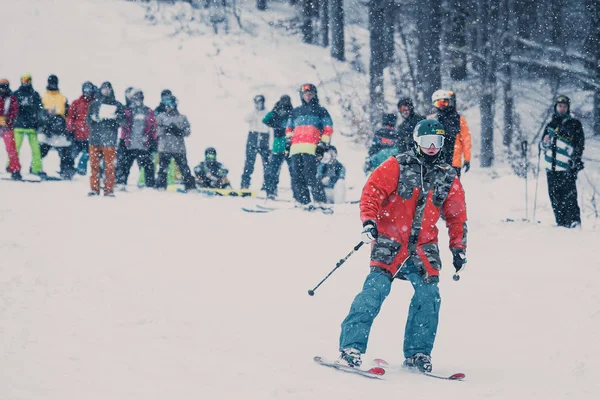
1,1,599,399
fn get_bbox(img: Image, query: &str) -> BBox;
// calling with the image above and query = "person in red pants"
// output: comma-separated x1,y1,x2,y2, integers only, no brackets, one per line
0,79,22,180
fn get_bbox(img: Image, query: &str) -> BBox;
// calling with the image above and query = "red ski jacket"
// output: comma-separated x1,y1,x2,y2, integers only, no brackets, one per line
67,95,94,140
360,152,467,278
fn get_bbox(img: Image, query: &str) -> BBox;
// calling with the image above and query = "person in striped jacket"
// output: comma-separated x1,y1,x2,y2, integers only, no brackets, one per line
540,95,585,228
285,83,333,209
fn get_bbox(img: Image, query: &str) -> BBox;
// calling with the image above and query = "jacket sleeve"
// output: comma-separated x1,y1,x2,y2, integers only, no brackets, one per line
320,108,333,143
86,101,98,127
147,110,157,138
181,116,191,137
7,96,19,128
66,100,77,132
442,175,467,251
121,109,132,138
339,163,346,180
571,120,585,162
116,103,126,127
452,116,472,166
360,157,400,224
285,113,295,137
262,111,276,128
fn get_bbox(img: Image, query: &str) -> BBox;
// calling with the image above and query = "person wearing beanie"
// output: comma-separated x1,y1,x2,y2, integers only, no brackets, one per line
540,95,585,228
116,89,156,189
193,147,232,189
427,90,472,177
0,79,22,180
86,81,126,196
67,81,96,175
40,74,73,179
240,94,270,190
155,95,196,192
13,74,45,177
397,97,425,153
262,94,294,200
365,113,403,174
151,89,179,187
285,83,333,209
317,145,346,204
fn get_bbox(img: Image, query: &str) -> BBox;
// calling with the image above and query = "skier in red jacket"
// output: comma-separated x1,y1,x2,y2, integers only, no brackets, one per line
338,119,467,373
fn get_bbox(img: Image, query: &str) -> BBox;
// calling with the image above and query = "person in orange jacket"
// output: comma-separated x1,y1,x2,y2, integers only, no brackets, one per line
428,90,471,177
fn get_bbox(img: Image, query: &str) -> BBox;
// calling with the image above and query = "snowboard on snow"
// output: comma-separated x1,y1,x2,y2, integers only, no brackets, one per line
242,203,334,214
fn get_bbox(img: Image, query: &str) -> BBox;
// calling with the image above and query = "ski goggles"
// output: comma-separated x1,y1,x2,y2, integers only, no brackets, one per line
21,74,32,84
399,105,411,113
206,153,216,160
301,84,315,93
433,99,450,109
415,134,445,149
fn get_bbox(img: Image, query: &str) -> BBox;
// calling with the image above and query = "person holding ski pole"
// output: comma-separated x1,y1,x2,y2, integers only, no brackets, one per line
337,119,468,373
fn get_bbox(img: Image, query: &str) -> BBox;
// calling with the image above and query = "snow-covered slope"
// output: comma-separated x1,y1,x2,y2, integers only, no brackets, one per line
1,1,599,399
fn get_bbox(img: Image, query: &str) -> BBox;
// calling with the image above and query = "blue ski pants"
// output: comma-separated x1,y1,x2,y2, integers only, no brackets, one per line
339,265,441,358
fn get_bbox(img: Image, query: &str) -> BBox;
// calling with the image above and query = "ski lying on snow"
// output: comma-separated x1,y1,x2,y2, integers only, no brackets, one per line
314,356,385,379
372,358,465,381
241,204,334,214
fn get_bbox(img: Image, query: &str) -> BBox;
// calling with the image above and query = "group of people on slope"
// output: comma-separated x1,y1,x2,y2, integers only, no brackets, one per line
240,83,346,207
0,74,231,197
365,90,472,179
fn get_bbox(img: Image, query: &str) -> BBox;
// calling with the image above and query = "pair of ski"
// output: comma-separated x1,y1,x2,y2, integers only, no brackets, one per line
314,356,465,381
242,203,334,215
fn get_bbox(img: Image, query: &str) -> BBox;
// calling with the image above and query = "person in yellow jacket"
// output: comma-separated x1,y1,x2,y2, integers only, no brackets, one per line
428,90,472,177
40,74,73,178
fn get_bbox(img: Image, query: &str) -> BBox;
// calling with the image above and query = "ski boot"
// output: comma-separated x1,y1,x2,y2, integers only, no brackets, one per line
403,353,432,373
11,171,22,181
337,348,362,368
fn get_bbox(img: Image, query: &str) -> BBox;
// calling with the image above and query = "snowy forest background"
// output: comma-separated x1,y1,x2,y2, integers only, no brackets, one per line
136,0,600,168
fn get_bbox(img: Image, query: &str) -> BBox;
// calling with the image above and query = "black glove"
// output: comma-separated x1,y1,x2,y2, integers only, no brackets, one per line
361,220,378,244
284,137,292,157
166,123,182,136
463,161,470,173
451,248,467,273
568,159,584,173
315,141,329,159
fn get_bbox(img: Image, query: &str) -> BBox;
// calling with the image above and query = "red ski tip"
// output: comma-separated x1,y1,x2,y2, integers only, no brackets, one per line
367,367,386,375
448,373,466,380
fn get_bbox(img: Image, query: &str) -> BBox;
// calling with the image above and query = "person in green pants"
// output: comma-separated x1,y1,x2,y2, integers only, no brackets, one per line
13,74,45,176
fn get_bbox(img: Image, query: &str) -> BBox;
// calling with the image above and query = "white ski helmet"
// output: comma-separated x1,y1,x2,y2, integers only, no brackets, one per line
431,90,456,109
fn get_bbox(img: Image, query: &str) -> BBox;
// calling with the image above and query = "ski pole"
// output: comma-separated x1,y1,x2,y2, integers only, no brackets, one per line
521,140,529,221
533,146,542,222
308,241,364,296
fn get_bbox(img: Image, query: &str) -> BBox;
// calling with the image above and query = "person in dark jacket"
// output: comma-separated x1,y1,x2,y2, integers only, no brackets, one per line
86,81,126,196
240,94,270,190
116,87,136,181
365,113,400,174
285,83,333,209
116,89,156,189
150,89,179,186
540,95,585,228
397,97,425,153
193,147,231,189
13,74,45,176
155,95,196,191
263,94,294,199
317,145,346,204
67,81,95,175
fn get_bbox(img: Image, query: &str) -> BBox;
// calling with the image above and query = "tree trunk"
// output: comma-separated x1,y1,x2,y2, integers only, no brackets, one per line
583,0,600,136
478,0,499,168
502,0,516,147
330,0,345,61
382,1,396,67
257,0,267,11
446,0,468,80
320,0,329,47
369,0,386,130
416,0,442,103
302,0,314,44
